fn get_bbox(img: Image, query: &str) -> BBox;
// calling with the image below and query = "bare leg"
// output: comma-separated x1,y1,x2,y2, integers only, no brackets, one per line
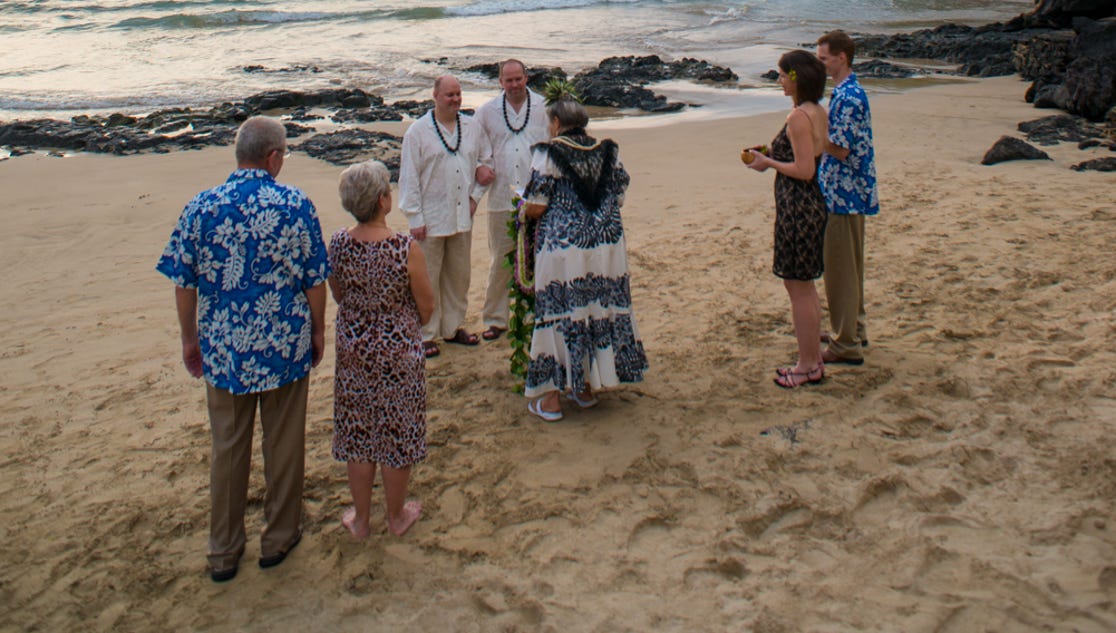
785,279,823,371
343,462,375,540
382,465,421,536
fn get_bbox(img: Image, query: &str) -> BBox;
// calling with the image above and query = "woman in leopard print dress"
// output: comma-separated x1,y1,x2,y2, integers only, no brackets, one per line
329,160,434,539
745,50,829,389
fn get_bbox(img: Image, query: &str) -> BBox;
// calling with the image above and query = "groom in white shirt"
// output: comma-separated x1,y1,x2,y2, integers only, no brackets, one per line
399,75,494,357
474,60,549,341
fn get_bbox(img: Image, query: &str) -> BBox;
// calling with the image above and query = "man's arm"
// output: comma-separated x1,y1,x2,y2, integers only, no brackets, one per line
825,139,850,161
174,286,203,378
398,129,427,239
305,282,327,368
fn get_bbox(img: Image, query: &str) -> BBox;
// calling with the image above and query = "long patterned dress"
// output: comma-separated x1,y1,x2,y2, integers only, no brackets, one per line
771,124,828,281
522,134,649,397
329,230,426,469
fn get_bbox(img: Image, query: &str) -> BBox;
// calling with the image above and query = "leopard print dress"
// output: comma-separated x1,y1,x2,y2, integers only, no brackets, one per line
329,230,426,469
771,123,828,281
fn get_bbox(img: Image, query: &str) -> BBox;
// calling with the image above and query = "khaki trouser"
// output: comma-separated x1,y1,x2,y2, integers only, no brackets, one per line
823,214,867,359
482,210,515,329
419,230,472,341
205,376,307,570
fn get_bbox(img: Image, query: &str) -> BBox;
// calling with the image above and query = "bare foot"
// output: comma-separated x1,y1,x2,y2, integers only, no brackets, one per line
387,500,422,537
342,506,370,541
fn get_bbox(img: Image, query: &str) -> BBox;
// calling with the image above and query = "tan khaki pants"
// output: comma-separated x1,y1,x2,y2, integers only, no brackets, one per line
482,210,515,329
823,214,867,359
419,230,472,341
205,376,307,570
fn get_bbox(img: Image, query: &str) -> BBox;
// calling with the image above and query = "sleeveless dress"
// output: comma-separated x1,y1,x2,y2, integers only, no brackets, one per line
771,123,828,281
328,230,426,469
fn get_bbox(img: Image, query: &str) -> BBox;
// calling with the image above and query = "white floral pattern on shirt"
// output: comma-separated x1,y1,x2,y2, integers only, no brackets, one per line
157,169,330,394
819,74,880,216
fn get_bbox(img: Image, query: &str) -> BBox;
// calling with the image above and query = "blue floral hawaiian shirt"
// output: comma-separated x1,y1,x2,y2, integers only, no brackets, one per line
157,169,330,394
819,74,880,216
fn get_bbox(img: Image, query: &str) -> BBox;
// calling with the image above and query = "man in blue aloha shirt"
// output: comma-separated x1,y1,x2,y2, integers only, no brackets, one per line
157,116,329,583
816,31,879,365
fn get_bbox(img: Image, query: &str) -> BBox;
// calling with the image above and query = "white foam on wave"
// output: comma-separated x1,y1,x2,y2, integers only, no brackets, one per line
446,0,642,18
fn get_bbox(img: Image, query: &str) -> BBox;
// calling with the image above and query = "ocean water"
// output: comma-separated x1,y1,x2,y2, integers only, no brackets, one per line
1,0,1034,121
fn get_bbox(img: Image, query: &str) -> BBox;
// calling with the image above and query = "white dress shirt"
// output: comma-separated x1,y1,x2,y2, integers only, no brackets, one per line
398,110,492,237
475,89,549,211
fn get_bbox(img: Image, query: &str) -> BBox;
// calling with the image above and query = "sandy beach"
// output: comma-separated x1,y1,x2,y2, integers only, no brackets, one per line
2,74,1115,632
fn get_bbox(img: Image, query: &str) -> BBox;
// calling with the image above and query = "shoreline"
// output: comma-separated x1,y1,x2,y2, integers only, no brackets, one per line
4,73,1116,631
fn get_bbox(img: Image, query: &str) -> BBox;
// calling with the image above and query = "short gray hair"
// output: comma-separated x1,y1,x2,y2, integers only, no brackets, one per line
546,97,588,132
235,116,286,163
338,160,391,223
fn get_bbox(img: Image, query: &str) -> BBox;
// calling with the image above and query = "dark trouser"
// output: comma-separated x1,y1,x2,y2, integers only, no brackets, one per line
823,214,867,359
205,376,307,570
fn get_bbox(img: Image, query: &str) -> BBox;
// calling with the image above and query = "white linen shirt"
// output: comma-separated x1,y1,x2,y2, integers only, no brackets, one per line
476,89,550,211
398,110,492,237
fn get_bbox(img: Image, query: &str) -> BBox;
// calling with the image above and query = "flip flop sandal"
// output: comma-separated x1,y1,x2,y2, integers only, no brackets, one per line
422,341,440,358
445,329,479,346
566,390,599,408
528,398,563,422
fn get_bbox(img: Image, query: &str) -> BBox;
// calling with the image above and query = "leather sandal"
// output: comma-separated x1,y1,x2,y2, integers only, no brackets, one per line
444,329,479,346
773,365,825,389
422,341,440,358
481,326,506,341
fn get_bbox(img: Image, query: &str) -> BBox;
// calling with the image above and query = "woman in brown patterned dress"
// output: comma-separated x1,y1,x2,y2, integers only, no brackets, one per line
745,50,829,388
329,160,434,538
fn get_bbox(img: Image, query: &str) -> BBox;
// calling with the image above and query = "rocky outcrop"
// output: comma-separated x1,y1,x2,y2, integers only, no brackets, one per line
981,136,1052,164
1062,18,1116,120
460,63,568,92
1018,113,1106,144
572,55,737,111
856,23,1042,77
1071,156,1116,171
293,129,403,174
1006,0,1116,29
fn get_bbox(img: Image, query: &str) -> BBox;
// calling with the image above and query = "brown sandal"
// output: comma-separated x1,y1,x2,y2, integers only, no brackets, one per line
444,329,479,346
422,341,440,358
481,326,506,341
773,365,824,389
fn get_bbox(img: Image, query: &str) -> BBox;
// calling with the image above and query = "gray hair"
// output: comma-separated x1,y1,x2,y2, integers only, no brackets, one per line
546,97,588,132
235,116,286,163
338,160,391,223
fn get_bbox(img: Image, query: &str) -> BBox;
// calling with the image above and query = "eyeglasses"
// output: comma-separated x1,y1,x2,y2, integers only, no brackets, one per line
272,148,292,159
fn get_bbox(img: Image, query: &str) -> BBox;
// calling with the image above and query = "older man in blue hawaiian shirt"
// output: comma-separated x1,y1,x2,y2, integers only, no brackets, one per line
817,31,879,365
157,116,329,583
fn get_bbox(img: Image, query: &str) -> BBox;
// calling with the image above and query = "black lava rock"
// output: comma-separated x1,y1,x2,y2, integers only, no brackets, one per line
981,136,1052,164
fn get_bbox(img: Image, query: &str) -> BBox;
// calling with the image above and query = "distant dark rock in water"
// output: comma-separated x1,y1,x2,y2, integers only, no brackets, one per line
389,100,435,119
1071,156,1116,171
853,59,919,79
242,64,322,74
760,70,779,81
460,63,568,92
981,135,1052,164
1018,113,1106,145
572,55,736,112
331,107,404,124
245,88,382,111
293,129,403,175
